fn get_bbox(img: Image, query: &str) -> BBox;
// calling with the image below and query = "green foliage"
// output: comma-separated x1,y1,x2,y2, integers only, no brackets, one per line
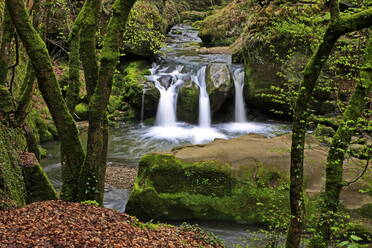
109,61,148,122
123,1,166,56
81,200,100,206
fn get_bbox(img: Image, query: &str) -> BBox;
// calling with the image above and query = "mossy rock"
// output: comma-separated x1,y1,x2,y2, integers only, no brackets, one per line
206,63,233,116
177,82,199,123
127,152,290,223
127,134,371,226
123,1,167,57
180,11,208,22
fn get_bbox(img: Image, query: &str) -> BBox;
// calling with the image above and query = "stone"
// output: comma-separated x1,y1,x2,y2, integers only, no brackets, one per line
206,64,233,116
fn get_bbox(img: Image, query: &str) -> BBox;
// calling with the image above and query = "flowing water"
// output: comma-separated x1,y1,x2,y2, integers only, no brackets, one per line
41,24,292,247
233,68,247,123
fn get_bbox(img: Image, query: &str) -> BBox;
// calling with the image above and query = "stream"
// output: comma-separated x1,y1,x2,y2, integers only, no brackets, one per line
41,24,291,247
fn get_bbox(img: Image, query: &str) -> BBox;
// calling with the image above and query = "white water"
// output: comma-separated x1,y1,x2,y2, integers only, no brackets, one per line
232,68,247,123
192,66,212,128
146,65,186,127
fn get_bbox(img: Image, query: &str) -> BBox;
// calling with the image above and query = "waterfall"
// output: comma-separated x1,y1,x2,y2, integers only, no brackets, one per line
232,68,247,123
140,88,146,125
192,66,211,128
146,65,185,127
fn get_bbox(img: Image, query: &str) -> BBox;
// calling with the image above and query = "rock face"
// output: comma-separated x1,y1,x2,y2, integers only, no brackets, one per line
206,64,233,116
127,134,371,225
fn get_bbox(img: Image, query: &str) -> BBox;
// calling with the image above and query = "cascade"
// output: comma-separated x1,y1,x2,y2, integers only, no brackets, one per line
140,88,146,124
192,66,211,128
232,68,247,123
146,64,185,127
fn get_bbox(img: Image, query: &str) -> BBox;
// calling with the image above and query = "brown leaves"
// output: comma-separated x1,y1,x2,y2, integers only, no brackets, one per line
0,201,223,248
19,152,38,168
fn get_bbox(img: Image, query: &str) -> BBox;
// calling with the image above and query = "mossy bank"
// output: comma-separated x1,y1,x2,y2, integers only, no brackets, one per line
127,134,372,231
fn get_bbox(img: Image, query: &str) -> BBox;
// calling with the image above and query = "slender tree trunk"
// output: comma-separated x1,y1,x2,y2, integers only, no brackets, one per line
0,9,14,86
66,25,81,114
78,0,137,204
79,0,101,100
6,0,85,202
309,38,372,248
287,27,341,248
14,61,35,123
286,3,372,247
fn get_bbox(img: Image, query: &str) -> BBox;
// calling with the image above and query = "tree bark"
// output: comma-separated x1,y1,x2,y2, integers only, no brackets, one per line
78,0,137,204
6,0,85,202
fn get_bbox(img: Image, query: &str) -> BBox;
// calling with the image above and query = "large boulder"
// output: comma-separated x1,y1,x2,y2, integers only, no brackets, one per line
206,64,233,116
127,134,371,226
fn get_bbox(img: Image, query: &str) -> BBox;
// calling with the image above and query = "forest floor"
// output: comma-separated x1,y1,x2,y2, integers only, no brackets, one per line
0,201,224,247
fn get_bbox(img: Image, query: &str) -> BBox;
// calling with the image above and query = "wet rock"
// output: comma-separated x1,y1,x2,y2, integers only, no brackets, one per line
206,64,233,116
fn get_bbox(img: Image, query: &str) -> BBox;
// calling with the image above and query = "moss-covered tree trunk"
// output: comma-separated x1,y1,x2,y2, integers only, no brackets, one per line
78,0,137,204
309,38,372,248
286,1,372,247
66,23,81,114
0,9,14,87
79,0,101,101
6,0,85,202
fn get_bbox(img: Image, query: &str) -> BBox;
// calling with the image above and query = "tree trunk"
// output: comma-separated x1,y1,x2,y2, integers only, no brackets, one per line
14,61,35,123
309,38,372,248
78,0,137,204
286,3,372,247
6,0,85,202
79,0,101,100
286,26,341,248
0,9,14,87
66,25,81,114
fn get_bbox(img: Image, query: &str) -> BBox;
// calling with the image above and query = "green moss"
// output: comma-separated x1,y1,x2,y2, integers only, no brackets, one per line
177,85,199,123
0,86,14,114
0,124,27,210
127,153,290,225
109,61,149,121
180,10,208,22
23,162,57,203
75,103,89,121
123,1,167,57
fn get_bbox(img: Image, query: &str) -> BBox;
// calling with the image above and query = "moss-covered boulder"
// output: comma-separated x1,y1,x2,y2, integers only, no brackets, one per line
127,134,372,226
122,1,167,58
0,124,57,209
180,10,208,22
177,81,199,123
197,0,251,46
206,63,233,116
